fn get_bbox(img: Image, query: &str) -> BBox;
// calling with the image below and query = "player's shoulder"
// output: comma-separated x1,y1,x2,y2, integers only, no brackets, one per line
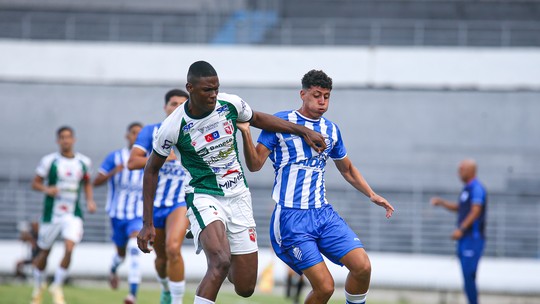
320,115,340,129
274,110,295,120
74,152,91,165
217,92,243,103
40,152,59,164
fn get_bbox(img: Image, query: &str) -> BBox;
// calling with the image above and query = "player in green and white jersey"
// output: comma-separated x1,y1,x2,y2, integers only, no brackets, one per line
30,126,96,304
137,61,327,304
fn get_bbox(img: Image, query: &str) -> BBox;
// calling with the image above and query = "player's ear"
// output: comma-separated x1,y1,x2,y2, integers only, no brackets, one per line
186,82,193,93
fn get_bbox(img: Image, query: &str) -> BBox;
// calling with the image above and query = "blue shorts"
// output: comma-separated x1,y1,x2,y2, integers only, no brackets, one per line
270,204,363,275
153,203,186,229
110,218,143,248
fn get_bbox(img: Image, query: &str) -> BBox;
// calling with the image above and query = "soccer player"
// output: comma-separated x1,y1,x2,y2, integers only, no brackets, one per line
236,69,394,304
93,122,144,304
31,126,96,304
127,89,189,304
431,159,487,304
136,61,327,304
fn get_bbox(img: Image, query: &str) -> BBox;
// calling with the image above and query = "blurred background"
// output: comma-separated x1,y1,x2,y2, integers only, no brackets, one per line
1,0,540,303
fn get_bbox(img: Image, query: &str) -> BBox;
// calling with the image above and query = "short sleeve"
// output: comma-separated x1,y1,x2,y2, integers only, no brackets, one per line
222,93,253,122
35,155,52,178
329,125,347,160
99,151,116,175
257,129,278,151
153,114,181,158
133,125,154,154
470,184,485,206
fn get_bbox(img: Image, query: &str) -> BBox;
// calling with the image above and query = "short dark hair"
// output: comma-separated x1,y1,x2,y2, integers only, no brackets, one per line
187,61,218,84
301,70,333,90
165,89,189,105
127,122,143,131
56,126,74,137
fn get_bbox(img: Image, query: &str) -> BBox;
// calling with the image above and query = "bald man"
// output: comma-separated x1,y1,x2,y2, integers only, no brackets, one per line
431,159,487,304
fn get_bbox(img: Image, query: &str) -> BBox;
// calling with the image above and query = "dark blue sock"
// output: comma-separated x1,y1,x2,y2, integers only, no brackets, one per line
129,283,138,297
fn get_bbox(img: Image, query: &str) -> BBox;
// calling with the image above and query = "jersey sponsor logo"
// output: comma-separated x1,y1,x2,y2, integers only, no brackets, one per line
182,122,194,133
197,147,209,157
205,131,220,142
161,139,173,150
217,105,229,116
210,159,235,173
292,246,303,261
222,169,239,177
297,155,326,170
218,171,244,189
205,145,236,165
191,141,197,147
249,228,256,242
197,121,220,134
240,100,247,112
209,138,233,151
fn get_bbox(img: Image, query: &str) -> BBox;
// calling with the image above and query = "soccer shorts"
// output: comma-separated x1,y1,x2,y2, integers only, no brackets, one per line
37,215,83,250
110,218,143,247
270,204,364,275
153,202,186,229
186,189,257,255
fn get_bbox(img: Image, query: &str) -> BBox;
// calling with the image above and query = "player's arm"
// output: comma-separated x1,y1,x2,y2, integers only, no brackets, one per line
430,197,459,212
334,156,394,218
451,204,482,240
93,165,124,186
31,175,58,197
249,111,326,153
127,147,148,170
237,122,271,172
137,151,166,253
83,174,97,213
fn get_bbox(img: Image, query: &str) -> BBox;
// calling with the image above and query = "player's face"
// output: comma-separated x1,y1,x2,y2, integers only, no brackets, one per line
164,95,188,117
186,76,219,116
126,125,142,148
300,86,331,119
57,130,75,153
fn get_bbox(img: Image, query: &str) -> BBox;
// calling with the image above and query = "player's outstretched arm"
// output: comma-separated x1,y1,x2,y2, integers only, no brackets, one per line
237,122,271,172
334,156,394,218
430,197,459,212
93,165,123,186
127,147,148,170
249,111,326,153
137,151,166,253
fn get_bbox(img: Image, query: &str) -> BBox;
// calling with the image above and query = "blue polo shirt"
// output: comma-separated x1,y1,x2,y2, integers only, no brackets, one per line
458,178,487,238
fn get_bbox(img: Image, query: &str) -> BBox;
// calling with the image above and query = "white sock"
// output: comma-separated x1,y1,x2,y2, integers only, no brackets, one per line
156,274,169,292
345,290,368,304
194,295,214,304
169,280,185,304
33,268,45,289
53,267,68,286
127,238,141,284
111,254,124,273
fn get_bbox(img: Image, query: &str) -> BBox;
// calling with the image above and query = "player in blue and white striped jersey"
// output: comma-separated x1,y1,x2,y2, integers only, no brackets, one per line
94,122,144,304
127,89,189,304
238,70,395,304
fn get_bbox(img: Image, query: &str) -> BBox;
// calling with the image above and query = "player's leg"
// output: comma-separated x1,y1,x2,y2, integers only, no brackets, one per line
31,222,60,304
154,227,171,304
109,218,127,290
302,262,335,304
124,219,144,304
165,205,188,304
458,237,484,304
339,249,371,304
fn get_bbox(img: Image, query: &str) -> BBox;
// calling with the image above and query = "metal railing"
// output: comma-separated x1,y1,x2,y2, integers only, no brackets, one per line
1,9,540,46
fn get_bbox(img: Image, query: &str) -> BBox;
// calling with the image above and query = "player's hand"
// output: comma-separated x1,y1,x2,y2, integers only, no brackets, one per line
236,122,250,133
44,186,59,197
112,165,124,174
370,194,394,219
451,228,463,240
86,200,97,213
301,128,326,153
137,224,155,253
430,197,444,206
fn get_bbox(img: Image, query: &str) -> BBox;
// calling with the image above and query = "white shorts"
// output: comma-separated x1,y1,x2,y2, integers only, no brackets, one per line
37,215,84,250
186,190,258,255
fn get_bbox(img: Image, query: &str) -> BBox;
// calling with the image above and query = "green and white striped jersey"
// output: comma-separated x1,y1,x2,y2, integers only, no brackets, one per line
35,152,91,222
153,93,252,197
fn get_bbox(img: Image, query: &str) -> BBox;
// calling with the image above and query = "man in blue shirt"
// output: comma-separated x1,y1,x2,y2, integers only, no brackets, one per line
431,159,487,304
94,122,144,304
237,69,395,304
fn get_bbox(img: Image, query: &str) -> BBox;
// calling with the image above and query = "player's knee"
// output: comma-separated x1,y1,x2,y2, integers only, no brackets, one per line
165,241,181,261
235,284,255,298
351,260,371,279
315,282,335,299
208,253,231,277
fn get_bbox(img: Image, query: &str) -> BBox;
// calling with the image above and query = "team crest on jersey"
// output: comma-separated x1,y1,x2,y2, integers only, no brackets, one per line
248,228,256,242
182,122,194,133
292,246,303,261
216,105,229,116
161,139,173,150
460,191,469,203
223,120,234,134
205,131,220,142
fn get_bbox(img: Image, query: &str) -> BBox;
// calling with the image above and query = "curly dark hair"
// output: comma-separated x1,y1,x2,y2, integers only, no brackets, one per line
301,70,332,90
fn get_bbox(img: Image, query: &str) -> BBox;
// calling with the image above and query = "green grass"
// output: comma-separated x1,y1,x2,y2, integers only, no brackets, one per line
0,284,392,304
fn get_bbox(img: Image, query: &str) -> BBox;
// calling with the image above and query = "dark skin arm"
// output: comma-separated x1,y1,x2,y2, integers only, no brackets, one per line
236,122,271,172
451,204,483,240
249,111,326,153
137,151,167,253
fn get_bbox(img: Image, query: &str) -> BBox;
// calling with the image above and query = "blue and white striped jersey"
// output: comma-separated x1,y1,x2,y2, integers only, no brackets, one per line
133,123,187,208
100,148,143,220
257,110,347,209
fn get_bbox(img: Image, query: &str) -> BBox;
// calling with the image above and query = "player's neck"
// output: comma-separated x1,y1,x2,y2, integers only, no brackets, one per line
297,108,321,120
60,151,75,158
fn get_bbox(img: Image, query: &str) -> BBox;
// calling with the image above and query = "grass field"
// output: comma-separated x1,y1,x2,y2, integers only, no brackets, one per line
0,284,392,304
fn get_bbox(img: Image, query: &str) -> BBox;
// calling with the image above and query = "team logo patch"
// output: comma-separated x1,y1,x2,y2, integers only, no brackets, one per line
182,122,194,133
217,105,229,116
223,120,234,135
161,139,173,150
205,131,220,142
292,246,303,261
249,228,256,242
